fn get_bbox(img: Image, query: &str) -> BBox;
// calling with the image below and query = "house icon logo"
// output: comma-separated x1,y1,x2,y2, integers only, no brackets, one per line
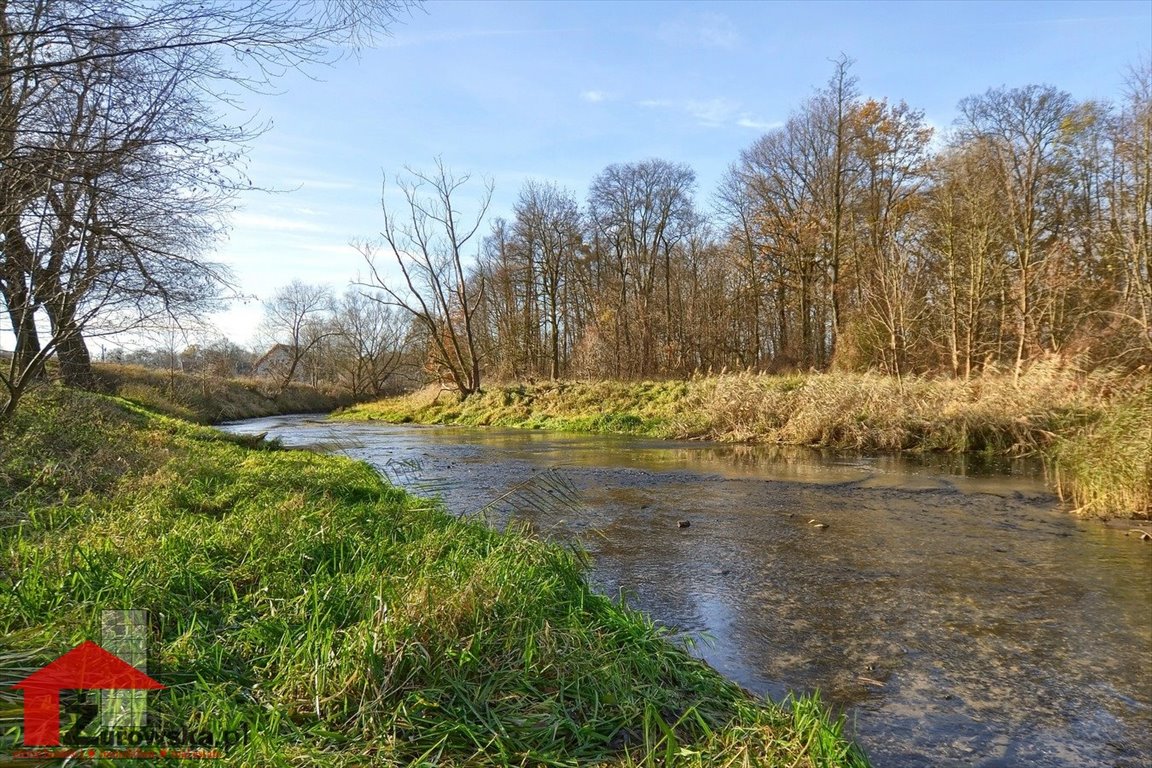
11,640,164,747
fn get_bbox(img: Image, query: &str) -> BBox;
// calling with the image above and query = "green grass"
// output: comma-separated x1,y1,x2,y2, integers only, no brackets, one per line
339,367,1150,519
338,379,691,438
0,391,869,766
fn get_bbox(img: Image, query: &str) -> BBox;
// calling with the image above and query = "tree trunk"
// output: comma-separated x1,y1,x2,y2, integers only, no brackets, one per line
55,323,95,390
1,276,43,376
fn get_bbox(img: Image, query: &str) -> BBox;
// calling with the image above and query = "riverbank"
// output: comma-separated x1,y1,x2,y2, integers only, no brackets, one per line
337,370,1151,519
0,390,868,767
90,362,353,423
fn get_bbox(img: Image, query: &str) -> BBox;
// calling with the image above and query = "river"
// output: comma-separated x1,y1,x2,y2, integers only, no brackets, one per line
221,414,1152,767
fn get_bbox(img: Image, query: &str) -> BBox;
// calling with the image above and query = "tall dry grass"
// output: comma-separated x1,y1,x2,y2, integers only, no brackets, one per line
91,362,352,423
678,364,1112,454
1052,385,1151,518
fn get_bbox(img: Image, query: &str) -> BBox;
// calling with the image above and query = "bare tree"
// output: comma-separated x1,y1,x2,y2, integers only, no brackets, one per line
1109,58,1152,363
258,281,335,392
332,290,411,396
922,141,1010,377
715,164,771,367
0,1,415,82
358,160,491,398
814,54,861,363
476,182,583,380
475,217,529,378
0,0,415,422
516,182,583,379
850,98,934,379
587,159,696,377
738,123,828,369
198,338,256,378
957,84,1076,382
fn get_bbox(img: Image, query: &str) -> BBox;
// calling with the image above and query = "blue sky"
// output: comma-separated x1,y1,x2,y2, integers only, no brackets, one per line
205,0,1151,348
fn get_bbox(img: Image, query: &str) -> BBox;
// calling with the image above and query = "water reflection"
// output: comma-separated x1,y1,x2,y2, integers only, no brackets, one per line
221,415,1152,767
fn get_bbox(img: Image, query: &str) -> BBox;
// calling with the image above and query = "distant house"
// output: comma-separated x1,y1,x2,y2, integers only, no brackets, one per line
252,344,299,381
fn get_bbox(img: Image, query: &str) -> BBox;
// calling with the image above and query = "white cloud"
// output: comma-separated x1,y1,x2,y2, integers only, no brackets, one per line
639,98,728,124
638,98,780,131
657,13,739,49
581,90,609,103
637,98,738,127
297,242,361,257
736,117,783,131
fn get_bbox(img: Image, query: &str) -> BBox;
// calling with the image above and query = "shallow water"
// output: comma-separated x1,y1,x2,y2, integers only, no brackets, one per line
222,415,1152,767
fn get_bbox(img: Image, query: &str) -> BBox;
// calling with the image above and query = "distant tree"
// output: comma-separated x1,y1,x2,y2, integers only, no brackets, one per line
848,98,934,378
516,182,584,379
731,58,865,371
956,84,1077,381
332,290,411,396
738,123,828,369
328,62,1147,387
200,339,256,379
715,164,772,367
258,281,335,392
587,158,697,377
1108,59,1152,364
476,217,528,378
477,182,583,379
814,55,862,364
922,140,1011,378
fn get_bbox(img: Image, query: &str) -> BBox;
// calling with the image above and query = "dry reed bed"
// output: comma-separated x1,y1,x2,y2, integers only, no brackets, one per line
91,362,351,423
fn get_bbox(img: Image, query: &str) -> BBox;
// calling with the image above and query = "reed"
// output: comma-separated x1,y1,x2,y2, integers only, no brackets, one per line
1052,385,1151,518
91,362,352,423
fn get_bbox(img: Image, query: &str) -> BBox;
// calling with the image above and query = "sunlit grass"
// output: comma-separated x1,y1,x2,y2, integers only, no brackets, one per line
1053,386,1151,518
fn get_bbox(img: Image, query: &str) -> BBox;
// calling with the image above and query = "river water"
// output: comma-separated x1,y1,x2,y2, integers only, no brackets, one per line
221,414,1152,767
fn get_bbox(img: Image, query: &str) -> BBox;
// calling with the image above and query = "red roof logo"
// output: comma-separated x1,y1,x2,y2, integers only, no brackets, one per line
11,640,164,746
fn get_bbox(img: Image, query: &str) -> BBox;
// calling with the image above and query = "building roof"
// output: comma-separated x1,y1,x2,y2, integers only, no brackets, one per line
252,343,293,370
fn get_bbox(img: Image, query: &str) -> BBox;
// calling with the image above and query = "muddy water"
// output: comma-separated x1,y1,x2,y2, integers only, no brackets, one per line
221,415,1152,767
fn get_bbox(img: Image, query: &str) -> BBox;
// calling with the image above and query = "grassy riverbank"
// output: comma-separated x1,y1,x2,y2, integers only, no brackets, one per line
90,362,351,423
0,390,868,766
339,369,1151,519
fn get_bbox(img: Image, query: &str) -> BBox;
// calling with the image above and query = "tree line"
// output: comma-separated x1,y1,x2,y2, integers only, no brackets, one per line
105,282,416,398
2,9,1147,414
256,281,414,396
362,57,1150,397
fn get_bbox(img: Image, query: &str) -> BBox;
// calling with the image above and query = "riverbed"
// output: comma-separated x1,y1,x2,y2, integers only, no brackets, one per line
221,414,1152,767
